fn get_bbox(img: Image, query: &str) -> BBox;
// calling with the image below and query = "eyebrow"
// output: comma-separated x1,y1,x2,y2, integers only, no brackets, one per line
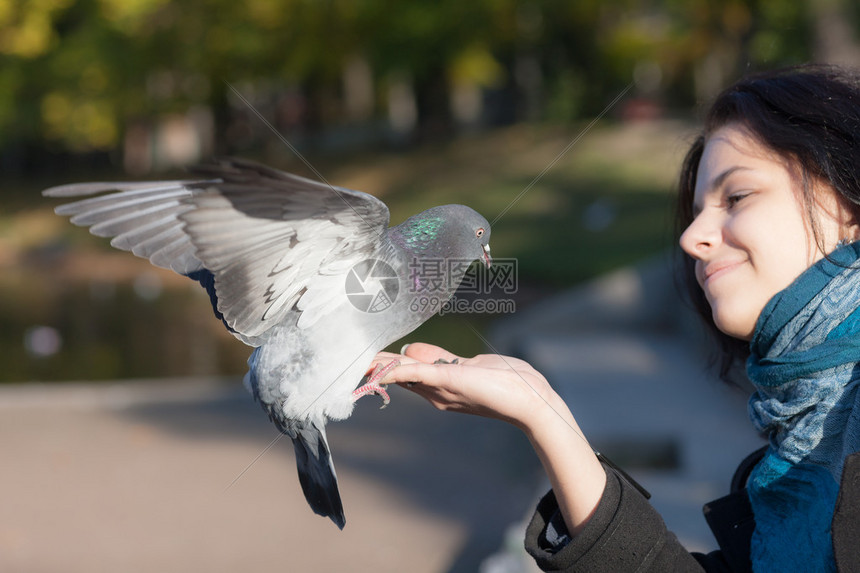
691,166,753,215
710,166,751,190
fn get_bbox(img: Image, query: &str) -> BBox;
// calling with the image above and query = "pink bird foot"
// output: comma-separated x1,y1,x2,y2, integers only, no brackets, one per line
352,359,399,409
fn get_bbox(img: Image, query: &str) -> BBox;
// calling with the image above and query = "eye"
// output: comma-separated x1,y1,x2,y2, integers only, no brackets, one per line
726,192,750,209
475,228,484,238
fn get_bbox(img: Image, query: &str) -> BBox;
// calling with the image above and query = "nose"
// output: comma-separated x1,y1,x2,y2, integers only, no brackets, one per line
679,210,720,259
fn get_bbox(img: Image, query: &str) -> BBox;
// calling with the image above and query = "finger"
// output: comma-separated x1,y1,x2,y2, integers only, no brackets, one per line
377,361,453,386
366,352,418,374
373,351,402,363
401,342,462,364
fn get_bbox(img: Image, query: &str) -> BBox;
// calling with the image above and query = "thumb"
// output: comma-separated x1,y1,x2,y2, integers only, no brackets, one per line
400,342,461,364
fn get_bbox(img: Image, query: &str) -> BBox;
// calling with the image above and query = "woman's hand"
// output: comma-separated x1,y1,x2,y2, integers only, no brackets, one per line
371,342,607,535
372,342,571,432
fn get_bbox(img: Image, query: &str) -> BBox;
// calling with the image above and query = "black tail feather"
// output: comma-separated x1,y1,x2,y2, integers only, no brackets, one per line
289,419,346,529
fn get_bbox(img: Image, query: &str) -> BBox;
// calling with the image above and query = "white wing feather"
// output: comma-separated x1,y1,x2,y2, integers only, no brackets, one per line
45,182,203,275
44,158,392,345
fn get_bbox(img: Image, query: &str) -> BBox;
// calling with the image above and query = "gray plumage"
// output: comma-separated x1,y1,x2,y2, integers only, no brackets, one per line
44,157,492,529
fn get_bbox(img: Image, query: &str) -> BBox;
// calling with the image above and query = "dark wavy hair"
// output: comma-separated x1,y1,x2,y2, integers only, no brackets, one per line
676,65,860,379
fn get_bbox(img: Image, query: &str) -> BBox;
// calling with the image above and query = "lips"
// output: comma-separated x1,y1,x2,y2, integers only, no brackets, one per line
701,259,744,285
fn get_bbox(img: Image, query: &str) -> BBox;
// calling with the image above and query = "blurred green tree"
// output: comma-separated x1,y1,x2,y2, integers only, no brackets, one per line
0,0,838,166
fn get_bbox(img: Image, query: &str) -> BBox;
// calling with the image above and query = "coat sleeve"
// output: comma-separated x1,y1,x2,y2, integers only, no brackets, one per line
832,452,860,572
524,464,733,573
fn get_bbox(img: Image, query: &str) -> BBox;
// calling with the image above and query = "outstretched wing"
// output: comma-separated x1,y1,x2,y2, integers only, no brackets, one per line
45,180,204,274
44,157,392,345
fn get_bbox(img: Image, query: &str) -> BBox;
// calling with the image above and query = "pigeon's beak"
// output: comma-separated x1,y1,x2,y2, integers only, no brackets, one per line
481,243,492,269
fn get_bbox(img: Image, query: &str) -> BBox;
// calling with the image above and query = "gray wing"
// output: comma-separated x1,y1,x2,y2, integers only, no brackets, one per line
44,157,392,345
45,180,204,274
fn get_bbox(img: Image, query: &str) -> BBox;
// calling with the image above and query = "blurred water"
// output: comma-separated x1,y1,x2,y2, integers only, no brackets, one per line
1,274,249,383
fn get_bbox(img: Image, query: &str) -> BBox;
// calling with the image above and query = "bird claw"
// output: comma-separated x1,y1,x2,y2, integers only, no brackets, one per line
353,359,399,409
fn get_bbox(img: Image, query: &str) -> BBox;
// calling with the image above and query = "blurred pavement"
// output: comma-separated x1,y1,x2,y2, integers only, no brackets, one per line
0,378,540,573
1,253,765,572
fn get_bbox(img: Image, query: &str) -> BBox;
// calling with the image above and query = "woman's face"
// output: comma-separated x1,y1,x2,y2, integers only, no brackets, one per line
679,124,853,340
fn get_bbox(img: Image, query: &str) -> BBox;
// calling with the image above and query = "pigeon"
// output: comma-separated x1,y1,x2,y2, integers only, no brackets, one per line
43,157,492,529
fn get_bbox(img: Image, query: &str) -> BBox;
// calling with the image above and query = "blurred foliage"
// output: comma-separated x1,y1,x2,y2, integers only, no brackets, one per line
2,120,689,380
0,0,836,157
1,0,856,381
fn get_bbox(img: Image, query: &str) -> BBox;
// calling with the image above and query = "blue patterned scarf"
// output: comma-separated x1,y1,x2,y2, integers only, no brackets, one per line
747,241,860,573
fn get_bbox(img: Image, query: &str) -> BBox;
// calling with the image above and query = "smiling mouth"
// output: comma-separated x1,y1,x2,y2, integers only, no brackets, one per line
702,261,743,284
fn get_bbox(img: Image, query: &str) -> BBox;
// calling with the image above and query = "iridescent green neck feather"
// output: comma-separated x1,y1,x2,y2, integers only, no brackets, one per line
399,216,444,251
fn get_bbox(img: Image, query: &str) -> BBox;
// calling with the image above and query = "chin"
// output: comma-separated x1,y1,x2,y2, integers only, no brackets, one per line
711,310,754,342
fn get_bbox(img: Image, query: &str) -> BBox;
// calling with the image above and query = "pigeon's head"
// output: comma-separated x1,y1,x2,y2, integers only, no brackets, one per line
396,205,492,268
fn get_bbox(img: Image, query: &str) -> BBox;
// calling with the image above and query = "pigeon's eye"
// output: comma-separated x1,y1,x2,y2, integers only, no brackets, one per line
476,228,484,238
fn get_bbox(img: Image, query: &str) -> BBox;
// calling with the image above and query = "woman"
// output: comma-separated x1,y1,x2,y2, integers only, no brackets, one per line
374,65,860,572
